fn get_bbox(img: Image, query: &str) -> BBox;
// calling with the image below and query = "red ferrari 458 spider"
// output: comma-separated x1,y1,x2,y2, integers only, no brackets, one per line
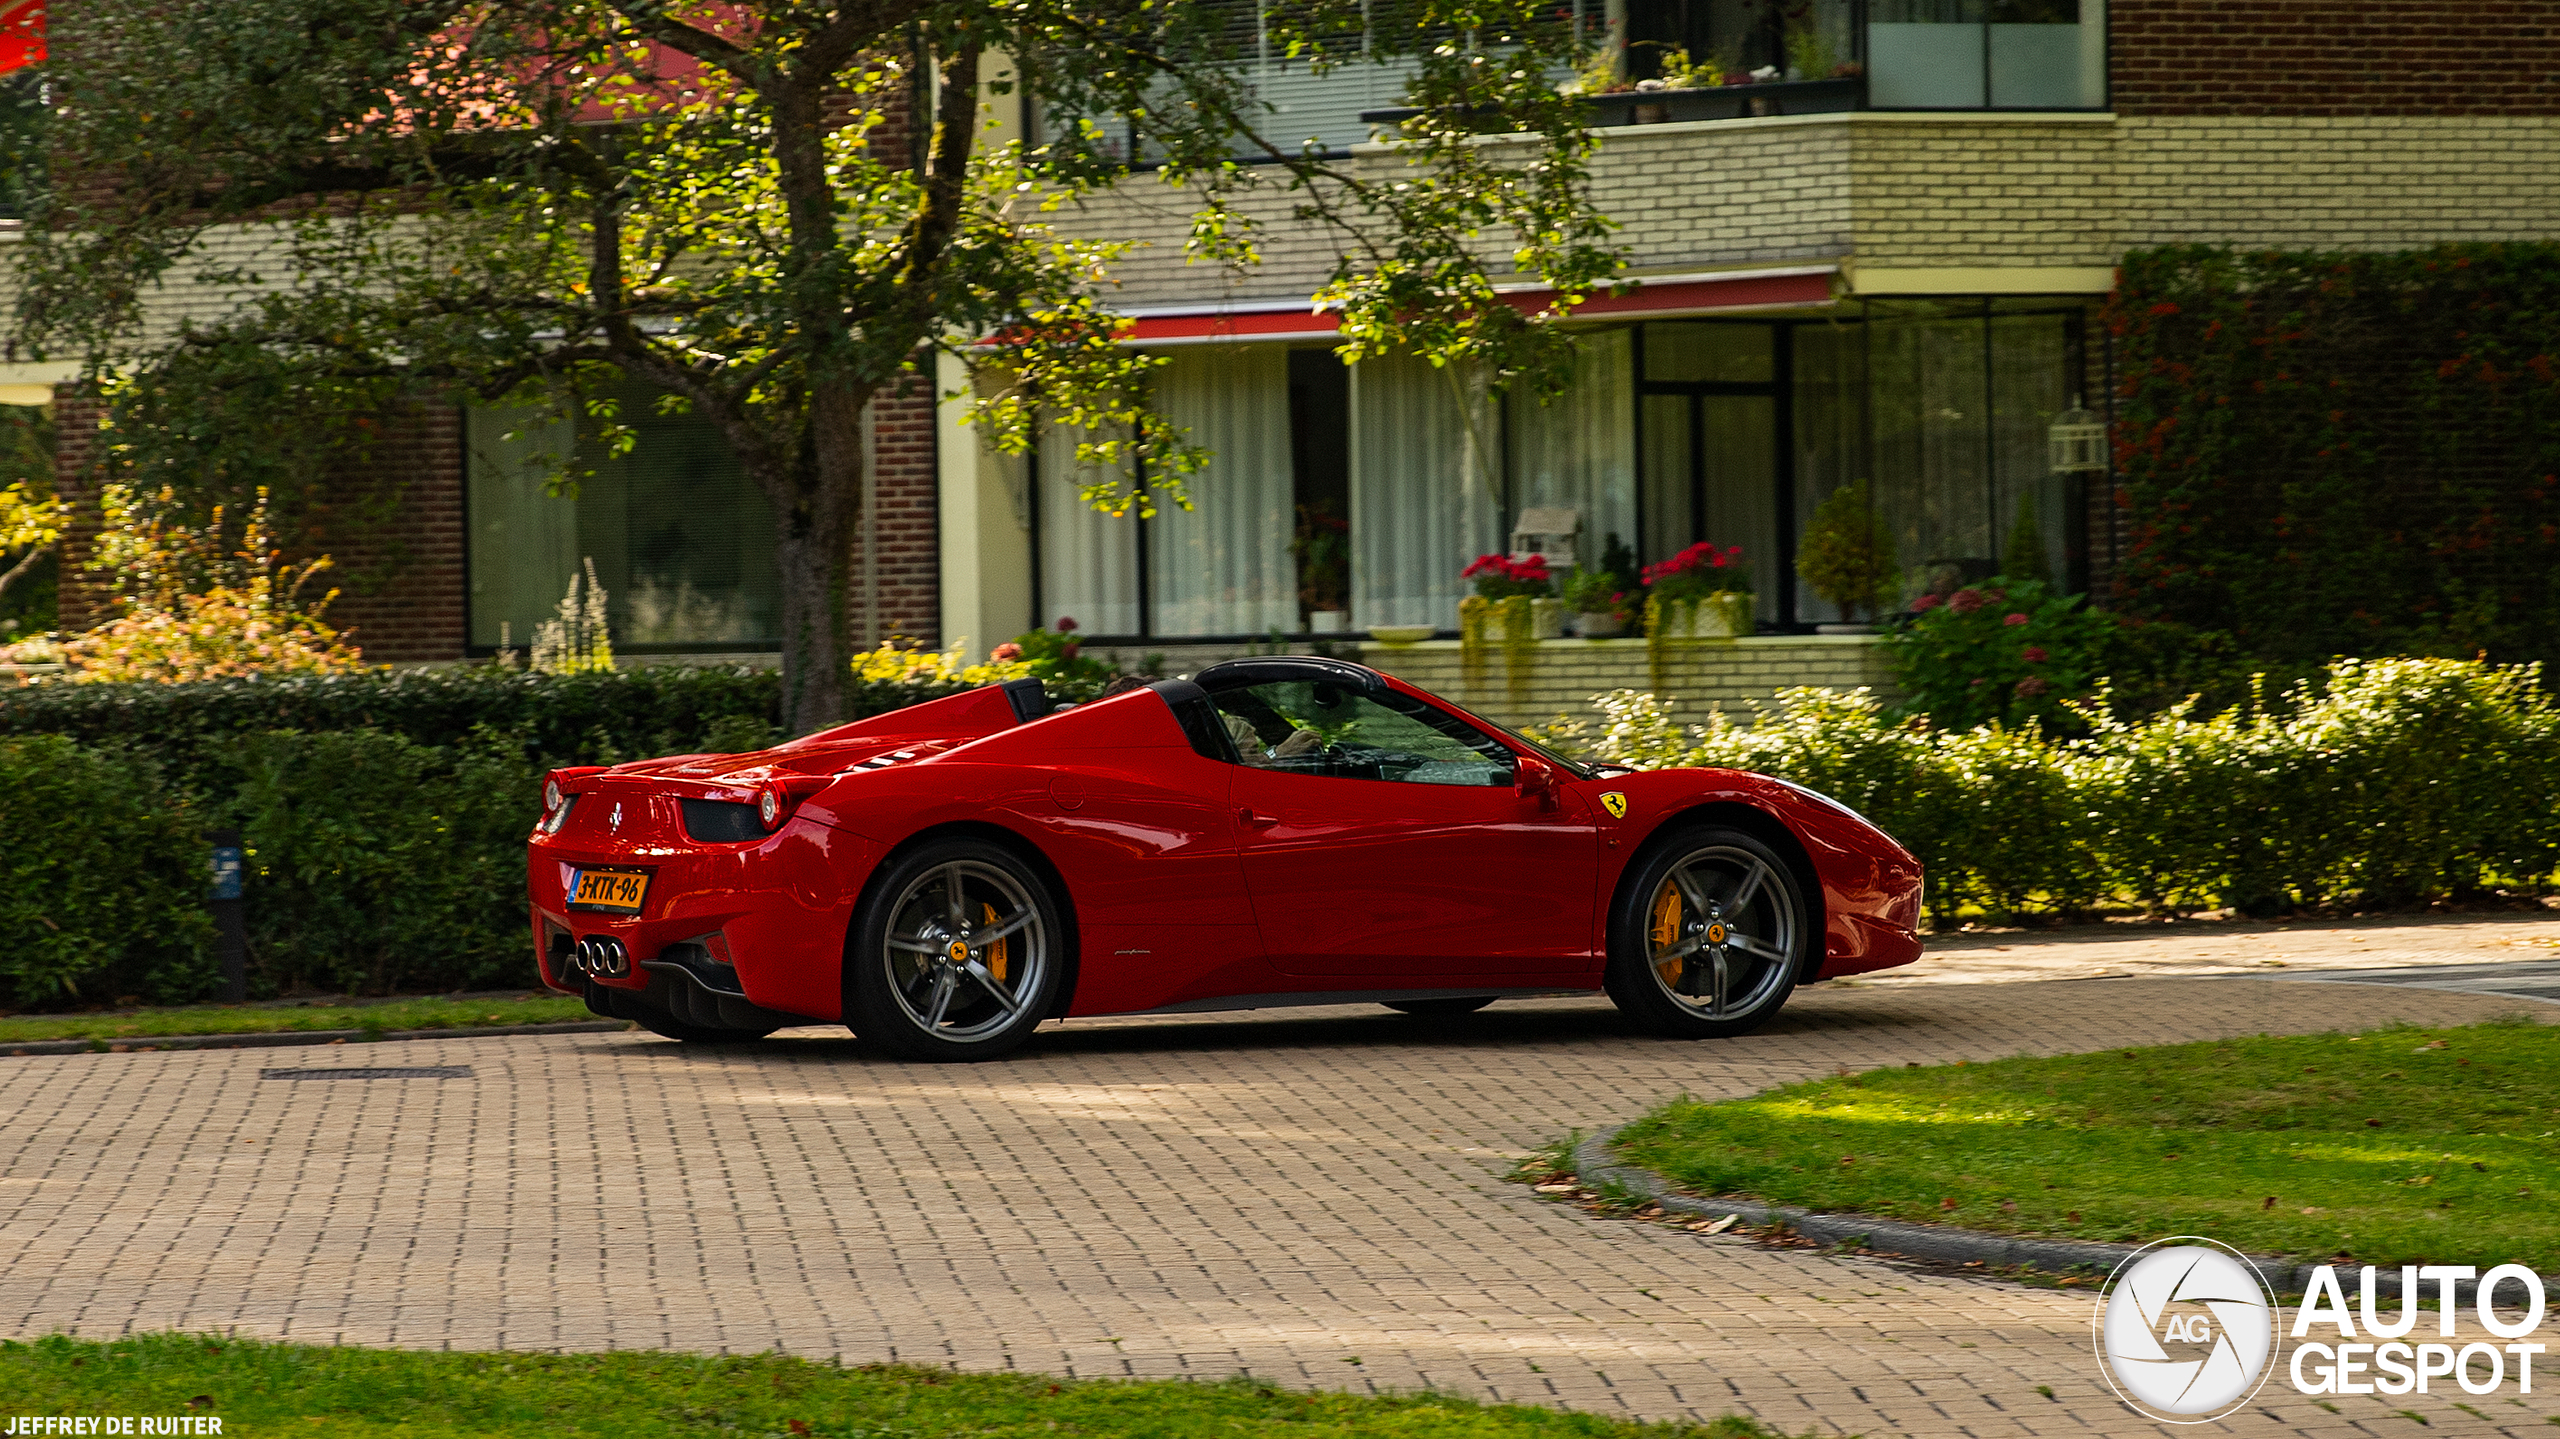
529,655,1922,1060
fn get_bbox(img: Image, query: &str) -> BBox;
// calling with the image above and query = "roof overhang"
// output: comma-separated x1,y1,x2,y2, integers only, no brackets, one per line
1111,265,1839,348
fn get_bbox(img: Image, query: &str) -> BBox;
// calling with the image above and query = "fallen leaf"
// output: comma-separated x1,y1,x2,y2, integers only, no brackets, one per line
2262,1196,2278,1209
1698,1213,1740,1234
1939,1197,1958,1211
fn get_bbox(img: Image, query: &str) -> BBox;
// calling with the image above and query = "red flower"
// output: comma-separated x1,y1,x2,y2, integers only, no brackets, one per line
2003,612,2029,627
1911,594,1944,612
992,642,1023,662
1061,641,1080,661
2021,645,2048,663
1640,541,1741,586
1947,589,1986,615
1055,616,1079,633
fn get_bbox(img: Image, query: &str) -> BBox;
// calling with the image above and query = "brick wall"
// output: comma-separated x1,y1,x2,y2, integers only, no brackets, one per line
864,372,941,646
1361,636,1898,734
2111,0,2560,117
52,387,469,663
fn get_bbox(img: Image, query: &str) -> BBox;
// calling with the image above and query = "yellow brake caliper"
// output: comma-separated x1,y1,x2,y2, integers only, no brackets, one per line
1650,885,1683,986
982,902,1009,985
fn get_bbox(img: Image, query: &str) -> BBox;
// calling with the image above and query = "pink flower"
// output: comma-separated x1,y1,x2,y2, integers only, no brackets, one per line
1947,589,1986,615
2003,612,2028,627
992,642,1022,662
2016,677,2052,698
1911,593,1944,612
1055,617,1079,633
2021,645,2048,664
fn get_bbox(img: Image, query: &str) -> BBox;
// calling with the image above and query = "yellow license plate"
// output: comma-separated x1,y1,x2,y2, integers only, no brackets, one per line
568,868,650,914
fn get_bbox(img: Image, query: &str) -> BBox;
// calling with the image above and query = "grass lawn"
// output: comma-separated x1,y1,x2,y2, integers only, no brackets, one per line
0,993,600,1044
1611,1017,2560,1271
0,1334,1803,1439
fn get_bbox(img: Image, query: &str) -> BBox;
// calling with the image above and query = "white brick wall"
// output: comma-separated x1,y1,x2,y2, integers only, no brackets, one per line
1362,634,1898,734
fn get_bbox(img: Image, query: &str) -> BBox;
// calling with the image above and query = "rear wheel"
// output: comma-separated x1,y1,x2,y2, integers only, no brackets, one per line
845,838,1066,1062
1604,826,1807,1039
1382,997,1496,1017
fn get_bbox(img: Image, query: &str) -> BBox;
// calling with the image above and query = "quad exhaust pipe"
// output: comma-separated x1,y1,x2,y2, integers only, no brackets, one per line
572,935,631,978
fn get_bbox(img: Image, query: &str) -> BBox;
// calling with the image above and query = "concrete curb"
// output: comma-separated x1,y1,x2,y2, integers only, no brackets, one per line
1570,1128,2535,1303
1,1019,634,1058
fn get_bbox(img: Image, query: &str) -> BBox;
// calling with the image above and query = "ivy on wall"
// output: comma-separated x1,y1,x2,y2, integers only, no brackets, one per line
2107,244,2560,664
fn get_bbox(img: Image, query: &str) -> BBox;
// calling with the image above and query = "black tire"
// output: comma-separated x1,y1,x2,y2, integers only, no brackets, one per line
845,836,1067,1062
1604,825,1809,1039
1382,997,1497,1017
631,1010,779,1044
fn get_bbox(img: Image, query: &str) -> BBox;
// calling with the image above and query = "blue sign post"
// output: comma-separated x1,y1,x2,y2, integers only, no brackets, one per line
208,828,246,1003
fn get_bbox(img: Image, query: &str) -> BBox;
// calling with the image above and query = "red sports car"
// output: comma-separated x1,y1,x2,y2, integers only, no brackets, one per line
529,656,1923,1060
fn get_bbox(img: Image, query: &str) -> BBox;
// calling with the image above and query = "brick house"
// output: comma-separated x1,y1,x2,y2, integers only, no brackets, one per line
16,0,2560,697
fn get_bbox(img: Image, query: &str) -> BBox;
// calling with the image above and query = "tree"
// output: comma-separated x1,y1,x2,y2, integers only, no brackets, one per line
15,0,1622,729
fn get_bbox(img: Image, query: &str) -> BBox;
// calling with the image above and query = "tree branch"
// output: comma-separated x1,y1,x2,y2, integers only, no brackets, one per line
0,536,53,599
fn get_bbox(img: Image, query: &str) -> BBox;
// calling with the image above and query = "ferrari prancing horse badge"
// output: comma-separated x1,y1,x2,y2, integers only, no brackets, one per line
1599,792,1628,819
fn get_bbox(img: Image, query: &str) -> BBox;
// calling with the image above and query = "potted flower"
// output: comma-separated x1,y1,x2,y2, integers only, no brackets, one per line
1640,541,1753,639
1457,553,1560,645
1559,566,1633,638
1798,483,1899,632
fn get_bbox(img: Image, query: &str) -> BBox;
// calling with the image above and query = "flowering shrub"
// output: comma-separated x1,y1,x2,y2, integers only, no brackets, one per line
1460,553,1554,600
1884,577,2110,731
853,638,1034,688
1001,618,1119,692
1640,541,1750,601
57,485,365,683
1529,658,2560,924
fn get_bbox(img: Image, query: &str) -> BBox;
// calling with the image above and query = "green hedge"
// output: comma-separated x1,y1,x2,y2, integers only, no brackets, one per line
0,664,790,775
0,737,214,1006
1542,657,2560,925
0,665,1002,1008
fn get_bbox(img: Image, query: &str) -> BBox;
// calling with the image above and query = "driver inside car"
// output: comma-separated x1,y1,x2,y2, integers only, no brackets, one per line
1224,712,1325,767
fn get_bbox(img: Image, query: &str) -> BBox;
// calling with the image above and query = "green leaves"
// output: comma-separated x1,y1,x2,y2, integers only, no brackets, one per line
1556,655,2560,923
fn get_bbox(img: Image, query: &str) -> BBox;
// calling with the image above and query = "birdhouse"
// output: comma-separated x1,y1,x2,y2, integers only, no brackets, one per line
1509,507,1582,570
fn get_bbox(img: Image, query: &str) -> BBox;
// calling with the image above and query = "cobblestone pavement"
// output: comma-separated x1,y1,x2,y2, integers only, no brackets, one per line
7,929,2560,1437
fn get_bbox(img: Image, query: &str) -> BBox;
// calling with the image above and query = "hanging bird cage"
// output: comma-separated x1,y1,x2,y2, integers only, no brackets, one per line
2048,396,2107,474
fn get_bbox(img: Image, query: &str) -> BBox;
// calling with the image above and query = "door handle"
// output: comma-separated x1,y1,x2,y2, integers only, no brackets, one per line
1238,808,1278,827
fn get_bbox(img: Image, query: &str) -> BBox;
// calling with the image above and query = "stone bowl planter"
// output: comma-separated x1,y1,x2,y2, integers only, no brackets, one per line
1368,624,1436,645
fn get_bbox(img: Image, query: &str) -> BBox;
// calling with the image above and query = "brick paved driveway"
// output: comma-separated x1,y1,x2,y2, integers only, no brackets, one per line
7,914,2560,1438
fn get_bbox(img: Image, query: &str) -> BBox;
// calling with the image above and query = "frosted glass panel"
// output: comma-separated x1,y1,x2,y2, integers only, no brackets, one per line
1869,24,1986,107
1990,24,2094,107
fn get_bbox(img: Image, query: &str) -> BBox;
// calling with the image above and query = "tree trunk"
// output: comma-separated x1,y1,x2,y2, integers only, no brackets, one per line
773,380,870,735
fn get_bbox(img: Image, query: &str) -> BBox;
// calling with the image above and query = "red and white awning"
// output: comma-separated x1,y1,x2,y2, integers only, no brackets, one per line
1112,265,1837,347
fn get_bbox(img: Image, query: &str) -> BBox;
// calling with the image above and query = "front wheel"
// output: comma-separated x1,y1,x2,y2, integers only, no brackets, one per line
1604,826,1809,1039
845,838,1067,1062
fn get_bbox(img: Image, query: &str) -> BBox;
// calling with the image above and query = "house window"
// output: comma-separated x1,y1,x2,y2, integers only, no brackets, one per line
1867,0,2106,109
465,392,780,653
1620,0,2105,110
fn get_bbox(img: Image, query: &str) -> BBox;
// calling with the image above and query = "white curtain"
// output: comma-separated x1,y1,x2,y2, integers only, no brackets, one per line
1505,328,1637,570
1149,347,1298,636
1349,354,1502,628
1036,426,1142,635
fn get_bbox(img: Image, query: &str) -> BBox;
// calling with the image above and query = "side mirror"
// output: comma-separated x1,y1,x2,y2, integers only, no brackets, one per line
1515,755,1561,811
